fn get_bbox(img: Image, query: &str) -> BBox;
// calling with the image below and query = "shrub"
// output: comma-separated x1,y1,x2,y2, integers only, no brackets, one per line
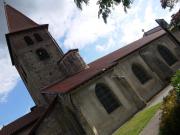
160,90,180,135
160,70,180,135
171,70,180,101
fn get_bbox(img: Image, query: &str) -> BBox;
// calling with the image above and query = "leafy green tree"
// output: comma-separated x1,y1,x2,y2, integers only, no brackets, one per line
74,0,179,23
74,0,132,23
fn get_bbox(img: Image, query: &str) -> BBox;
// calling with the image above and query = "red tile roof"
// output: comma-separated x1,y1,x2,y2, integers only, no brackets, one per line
0,107,45,135
43,29,166,94
143,26,162,36
5,4,38,33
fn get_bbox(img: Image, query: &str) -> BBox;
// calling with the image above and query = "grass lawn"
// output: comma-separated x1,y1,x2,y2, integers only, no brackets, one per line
113,103,161,135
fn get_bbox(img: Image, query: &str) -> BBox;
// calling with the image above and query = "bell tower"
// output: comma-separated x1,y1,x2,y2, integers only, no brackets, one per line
5,4,65,105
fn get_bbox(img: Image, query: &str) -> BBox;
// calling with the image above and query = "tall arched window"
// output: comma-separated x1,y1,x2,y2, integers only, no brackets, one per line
36,48,50,60
95,83,120,113
34,33,43,42
158,45,177,66
24,36,34,45
132,64,151,84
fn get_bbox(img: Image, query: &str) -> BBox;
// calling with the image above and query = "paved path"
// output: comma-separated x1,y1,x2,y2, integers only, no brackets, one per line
140,110,161,135
140,85,173,135
146,85,173,108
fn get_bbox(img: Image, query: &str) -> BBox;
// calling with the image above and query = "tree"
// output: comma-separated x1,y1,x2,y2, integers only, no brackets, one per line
169,9,180,29
74,0,180,23
161,0,179,9
74,0,132,23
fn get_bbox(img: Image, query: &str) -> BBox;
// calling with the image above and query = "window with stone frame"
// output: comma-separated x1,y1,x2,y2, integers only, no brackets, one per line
24,36,34,45
95,83,120,113
36,48,50,60
132,63,151,84
34,33,43,42
157,45,177,66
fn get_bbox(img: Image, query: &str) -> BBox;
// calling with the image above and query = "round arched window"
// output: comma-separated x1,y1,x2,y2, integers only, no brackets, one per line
95,83,120,113
24,36,34,45
132,64,151,84
157,45,177,66
36,48,50,60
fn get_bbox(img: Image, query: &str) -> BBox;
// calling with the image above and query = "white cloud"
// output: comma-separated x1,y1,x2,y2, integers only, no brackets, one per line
27,0,78,39
9,0,115,49
0,48,19,103
96,38,115,52
5,0,179,52
0,0,180,103
63,0,115,49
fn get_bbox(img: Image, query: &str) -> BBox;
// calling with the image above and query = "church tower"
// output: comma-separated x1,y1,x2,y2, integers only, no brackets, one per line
5,5,65,105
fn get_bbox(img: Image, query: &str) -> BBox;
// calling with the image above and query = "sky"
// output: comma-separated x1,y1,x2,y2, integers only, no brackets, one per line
0,0,179,128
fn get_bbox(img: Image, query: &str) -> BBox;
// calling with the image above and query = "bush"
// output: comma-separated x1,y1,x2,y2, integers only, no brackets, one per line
171,70,180,101
160,70,180,135
159,90,180,135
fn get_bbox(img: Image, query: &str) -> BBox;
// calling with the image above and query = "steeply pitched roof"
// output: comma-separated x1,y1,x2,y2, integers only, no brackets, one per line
0,107,45,135
4,4,38,33
43,29,166,94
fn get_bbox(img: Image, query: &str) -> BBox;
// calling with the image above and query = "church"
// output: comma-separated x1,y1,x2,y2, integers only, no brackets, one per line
0,4,180,135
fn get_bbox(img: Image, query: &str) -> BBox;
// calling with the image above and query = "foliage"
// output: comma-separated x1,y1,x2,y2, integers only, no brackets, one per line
74,0,180,23
74,0,89,9
97,0,132,23
161,0,179,10
169,10,180,30
171,70,180,101
160,90,180,135
113,103,161,135
74,0,132,23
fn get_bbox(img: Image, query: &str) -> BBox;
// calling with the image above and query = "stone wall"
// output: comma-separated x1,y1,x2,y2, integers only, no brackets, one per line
7,27,65,105
70,33,180,135
71,71,145,135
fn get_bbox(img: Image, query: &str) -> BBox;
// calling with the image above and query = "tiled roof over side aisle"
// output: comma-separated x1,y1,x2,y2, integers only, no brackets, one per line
43,29,165,94
0,107,45,135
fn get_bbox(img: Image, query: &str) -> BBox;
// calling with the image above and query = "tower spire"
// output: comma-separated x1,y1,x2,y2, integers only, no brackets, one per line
4,4,38,33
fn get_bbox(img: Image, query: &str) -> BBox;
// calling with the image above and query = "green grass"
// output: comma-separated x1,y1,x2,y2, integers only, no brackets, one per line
113,103,161,135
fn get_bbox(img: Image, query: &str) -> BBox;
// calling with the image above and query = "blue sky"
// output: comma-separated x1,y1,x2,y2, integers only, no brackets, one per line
0,0,179,128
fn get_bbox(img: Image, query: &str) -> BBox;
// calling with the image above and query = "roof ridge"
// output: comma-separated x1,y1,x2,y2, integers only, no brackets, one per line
42,29,166,94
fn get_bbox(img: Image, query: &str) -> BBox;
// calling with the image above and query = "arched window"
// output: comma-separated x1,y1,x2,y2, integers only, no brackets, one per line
36,48,50,60
24,36,34,45
158,45,177,66
95,83,120,113
34,33,43,42
132,64,151,84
